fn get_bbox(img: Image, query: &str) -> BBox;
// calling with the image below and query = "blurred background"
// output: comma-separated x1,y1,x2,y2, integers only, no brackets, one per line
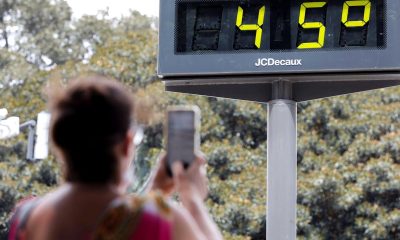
0,0,399,239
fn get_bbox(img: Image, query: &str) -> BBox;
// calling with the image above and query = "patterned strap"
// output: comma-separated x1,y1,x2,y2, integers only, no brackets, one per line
91,197,145,240
91,193,172,240
9,197,41,240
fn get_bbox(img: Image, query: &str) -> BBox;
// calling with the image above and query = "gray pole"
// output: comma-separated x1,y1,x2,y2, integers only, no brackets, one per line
20,120,36,161
267,81,297,239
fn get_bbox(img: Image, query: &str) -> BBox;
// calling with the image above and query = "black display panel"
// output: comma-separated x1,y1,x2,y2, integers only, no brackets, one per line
176,0,385,53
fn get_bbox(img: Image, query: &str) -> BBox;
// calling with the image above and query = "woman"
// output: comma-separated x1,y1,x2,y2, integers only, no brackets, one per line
8,76,223,240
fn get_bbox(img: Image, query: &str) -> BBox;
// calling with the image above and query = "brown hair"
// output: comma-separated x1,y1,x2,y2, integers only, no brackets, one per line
49,76,134,184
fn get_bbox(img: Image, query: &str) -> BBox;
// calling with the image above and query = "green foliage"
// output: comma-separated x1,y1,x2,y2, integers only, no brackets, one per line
0,1,399,239
89,29,158,87
0,184,16,239
297,91,400,239
0,0,74,66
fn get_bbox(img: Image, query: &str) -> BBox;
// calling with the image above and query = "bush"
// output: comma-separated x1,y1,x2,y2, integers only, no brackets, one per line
0,185,17,214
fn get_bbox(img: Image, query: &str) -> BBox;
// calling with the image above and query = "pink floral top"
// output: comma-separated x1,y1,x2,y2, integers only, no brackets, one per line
9,193,172,240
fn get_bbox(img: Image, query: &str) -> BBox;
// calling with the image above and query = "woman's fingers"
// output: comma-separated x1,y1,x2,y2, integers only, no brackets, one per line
186,154,206,175
196,152,207,165
150,153,176,195
172,161,183,175
172,161,185,184
157,153,168,169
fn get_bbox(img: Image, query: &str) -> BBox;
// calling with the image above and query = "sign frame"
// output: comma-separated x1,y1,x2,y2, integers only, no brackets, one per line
158,0,400,79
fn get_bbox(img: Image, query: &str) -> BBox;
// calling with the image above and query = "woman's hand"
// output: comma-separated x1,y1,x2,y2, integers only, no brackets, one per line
151,154,222,240
172,154,208,205
149,153,208,203
171,155,223,240
149,154,175,196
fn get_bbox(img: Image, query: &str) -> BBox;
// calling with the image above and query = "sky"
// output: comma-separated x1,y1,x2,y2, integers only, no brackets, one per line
66,0,159,18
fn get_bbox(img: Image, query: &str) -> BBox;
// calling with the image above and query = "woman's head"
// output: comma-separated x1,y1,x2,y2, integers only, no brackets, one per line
49,76,135,185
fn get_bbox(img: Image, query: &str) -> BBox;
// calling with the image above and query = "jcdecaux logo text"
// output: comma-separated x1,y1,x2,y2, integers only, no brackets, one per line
255,58,302,67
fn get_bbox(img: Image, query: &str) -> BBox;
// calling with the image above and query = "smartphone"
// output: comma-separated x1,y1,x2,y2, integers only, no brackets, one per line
166,106,200,177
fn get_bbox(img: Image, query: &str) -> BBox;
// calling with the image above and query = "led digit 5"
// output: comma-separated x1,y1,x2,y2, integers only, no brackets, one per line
297,2,327,49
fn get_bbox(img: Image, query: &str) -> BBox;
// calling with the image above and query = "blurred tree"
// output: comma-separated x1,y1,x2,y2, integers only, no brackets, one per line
0,0,19,49
0,0,75,66
297,92,400,239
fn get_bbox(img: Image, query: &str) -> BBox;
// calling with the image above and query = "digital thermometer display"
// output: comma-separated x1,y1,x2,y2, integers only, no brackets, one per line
176,0,385,53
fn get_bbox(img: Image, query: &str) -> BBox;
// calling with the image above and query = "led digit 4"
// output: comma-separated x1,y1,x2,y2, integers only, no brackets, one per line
236,6,266,49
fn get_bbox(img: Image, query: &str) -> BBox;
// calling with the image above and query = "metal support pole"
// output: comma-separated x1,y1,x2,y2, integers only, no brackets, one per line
26,124,36,161
20,120,36,130
267,81,297,239
20,120,36,161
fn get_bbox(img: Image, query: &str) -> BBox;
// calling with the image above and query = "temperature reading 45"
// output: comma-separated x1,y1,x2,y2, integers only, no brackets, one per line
176,0,384,52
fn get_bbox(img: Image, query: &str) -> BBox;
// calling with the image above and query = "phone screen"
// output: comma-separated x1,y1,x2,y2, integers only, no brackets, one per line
167,109,199,174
